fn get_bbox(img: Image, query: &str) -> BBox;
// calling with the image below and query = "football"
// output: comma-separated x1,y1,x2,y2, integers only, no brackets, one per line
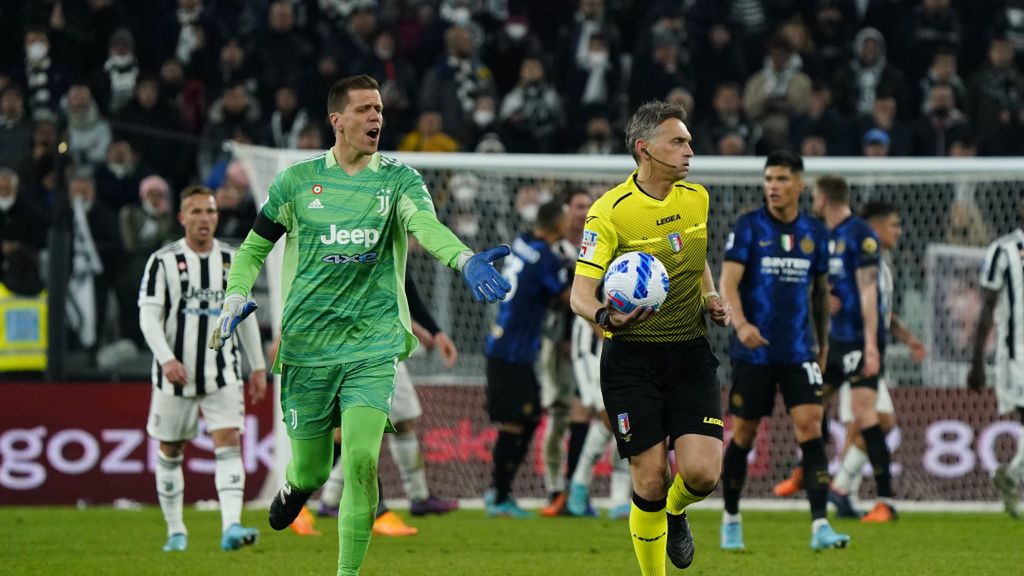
603,251,670,313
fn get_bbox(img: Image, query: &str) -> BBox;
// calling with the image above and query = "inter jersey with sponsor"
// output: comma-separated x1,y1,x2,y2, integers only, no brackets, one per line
724,207,829,364
575,173,710,342
242,151,468,367
828,216,882,345
485,233,568,364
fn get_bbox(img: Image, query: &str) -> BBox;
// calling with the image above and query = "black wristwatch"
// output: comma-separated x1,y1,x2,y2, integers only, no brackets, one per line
594,307,612,330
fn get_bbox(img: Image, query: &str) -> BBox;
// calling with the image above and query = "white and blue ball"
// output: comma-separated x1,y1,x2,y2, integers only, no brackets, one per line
603,251,670,314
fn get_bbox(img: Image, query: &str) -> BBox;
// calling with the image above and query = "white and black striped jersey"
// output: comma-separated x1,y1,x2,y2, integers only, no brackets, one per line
981,229,1024,365
139,239,252,397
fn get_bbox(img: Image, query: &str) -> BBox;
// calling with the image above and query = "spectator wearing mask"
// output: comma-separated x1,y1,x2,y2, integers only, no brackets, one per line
555,0,622,97
498,57,564,154
94,138,150,214
484,16,544,97
465,95,499,150
743,36,811,152
0,168,48,296
63,83,112,171
398,111,460,153
19,28,67,119
832,27,907,119
564,32,619,146
0,85,32,168
911,82,970,156
419,25,497,141
117,175,176,345
93,27,139,114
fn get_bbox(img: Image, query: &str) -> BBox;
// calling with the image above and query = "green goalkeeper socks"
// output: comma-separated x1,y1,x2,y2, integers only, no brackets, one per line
337,406,389,576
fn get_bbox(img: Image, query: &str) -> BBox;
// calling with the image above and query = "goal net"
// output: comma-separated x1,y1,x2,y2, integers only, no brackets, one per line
233,144,1023,506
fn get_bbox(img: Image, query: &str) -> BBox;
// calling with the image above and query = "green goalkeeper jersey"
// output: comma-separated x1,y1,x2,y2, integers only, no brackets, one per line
226,149,469,369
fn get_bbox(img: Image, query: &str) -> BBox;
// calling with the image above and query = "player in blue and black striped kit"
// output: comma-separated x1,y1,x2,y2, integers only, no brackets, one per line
719,151,849,551
813,174,896,523
484,200,570,517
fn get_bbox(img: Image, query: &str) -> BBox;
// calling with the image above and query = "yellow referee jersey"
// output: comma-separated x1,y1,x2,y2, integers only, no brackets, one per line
575,172,709,342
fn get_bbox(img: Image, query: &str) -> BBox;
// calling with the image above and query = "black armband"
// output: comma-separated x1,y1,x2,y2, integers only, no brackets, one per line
252,211,287,243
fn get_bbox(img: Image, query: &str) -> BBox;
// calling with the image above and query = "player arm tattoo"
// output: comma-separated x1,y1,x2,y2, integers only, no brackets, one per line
970,288,1000,370
856,264,880,350
811,272,830,351
719,261,747,327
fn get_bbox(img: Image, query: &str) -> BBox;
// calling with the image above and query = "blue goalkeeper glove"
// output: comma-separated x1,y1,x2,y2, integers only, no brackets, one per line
461,245,512,303
209,294,258,351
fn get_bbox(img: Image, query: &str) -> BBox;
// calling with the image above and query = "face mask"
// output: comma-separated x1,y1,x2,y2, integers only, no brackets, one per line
473,110,495,127
518,203,538,222
450,7,471,24
587,51,609,67
375,46,394,60
506,23,527,41
453,186,477,203
27,42,48,62
74,196,95,212
0,196,14,211
108,161,131,178
108,53,134,67
456,218,480,237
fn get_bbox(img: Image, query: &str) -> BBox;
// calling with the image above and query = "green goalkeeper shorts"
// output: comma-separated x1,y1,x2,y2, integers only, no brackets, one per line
280,356,398,439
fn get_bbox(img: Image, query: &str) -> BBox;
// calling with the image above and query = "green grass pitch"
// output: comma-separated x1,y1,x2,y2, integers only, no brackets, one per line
0,507,1020,575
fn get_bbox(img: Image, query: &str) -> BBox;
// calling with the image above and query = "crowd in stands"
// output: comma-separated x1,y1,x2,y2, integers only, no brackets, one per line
1,0,1024,358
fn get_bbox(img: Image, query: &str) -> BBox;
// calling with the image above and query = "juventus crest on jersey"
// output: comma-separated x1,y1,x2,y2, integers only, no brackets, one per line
139,239,245,397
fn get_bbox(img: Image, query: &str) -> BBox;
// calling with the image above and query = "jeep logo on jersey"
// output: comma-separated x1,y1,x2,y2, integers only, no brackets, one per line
320,225,381,247
322,253,378,265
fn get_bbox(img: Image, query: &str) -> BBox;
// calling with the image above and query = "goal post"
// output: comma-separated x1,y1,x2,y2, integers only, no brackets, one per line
232,144,1024,507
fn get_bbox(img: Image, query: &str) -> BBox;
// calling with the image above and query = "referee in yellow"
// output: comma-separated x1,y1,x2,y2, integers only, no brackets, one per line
570,100,731,575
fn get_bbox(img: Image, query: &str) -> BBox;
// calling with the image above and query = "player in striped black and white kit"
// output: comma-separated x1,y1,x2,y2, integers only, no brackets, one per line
969,210,1024,519
139,185,267,552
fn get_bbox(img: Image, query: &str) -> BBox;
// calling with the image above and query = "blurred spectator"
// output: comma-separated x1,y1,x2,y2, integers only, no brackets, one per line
691,22,748,112
257,2,313,104
198,82,260,179
116,76,190,189
484,15,545,98
475,132,506,154
555,0,622,96
498,57,563,153
206,37,259,101
916,46,966,114
665,87,696,120
330,3,378,67
779,16,824,80
577,115,615,155
949,133,978,157
800,134,828,157
14,119,59,204
911,82,970,156
398,111,460,152
296,123,325,150
630,30,692,111
420,25,496,142
967,36,1024,143
465,95,499,149
19,28,67,119
808,6,848,81
158,0,218,77
63,83,112,170
978,107,1024,156
716,131,748,156
691,0,770,74
743,36,811,152
944,199,992,247
832,28,907,119
213,161,257,242
0,168,48,296
564,31,619,144
0,85,32,168
93,27,139,114
700,82,761,156
908,0,961,80
855,90,912,156
862,128,891,157
94,138,150,214
790,81,850,155
353,29,419,149
67,170,122,351
117,175,176,345
159,58,206,135
299,54,341,118
262,85,309,149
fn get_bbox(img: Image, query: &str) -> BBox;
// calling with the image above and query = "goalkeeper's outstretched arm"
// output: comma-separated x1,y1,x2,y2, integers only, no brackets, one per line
225,212,286,297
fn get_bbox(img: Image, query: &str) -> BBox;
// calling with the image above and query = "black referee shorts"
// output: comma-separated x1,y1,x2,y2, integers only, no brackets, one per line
600,337,723,458
485,356,542,426
729,361,823,420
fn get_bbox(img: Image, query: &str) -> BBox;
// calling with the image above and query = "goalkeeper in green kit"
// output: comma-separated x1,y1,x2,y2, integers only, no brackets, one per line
209,74,510,575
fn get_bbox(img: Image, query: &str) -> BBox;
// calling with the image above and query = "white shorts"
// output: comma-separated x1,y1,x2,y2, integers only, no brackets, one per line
146,384,245,442
539,336,574,409
389,362,422,424
994,358,1024,416
838,378,894,424
571,316,604,412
